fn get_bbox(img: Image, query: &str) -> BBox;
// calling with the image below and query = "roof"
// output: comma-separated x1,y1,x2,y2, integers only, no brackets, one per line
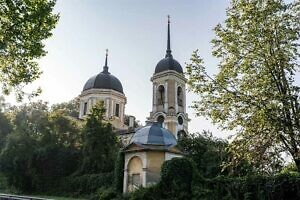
129,122,177,148
83,71,124,93
154,16,183,75
82,50,124,94
155,56,183,74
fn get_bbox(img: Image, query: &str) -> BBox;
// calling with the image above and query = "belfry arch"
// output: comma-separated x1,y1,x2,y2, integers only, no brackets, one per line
157,85,165,105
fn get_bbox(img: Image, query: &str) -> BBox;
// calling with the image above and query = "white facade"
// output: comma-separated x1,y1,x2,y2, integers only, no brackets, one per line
149,70,189,138
79,88,127,130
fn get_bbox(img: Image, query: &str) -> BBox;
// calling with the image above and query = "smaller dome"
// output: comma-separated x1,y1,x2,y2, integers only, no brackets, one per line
83,71,123,93
130,123,177,147
82,50,124,94
155,56,183,74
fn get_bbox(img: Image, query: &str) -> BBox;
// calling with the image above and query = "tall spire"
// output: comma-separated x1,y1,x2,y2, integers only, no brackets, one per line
166,15,172,58
103,49,109,73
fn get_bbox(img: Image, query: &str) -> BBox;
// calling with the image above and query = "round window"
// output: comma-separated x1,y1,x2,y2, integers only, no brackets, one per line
178,116,183,125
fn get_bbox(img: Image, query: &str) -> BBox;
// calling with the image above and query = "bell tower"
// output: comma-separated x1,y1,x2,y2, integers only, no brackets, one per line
149,16,188,138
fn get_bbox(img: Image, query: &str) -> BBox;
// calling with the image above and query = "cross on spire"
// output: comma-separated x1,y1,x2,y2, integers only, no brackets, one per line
103,49,109,73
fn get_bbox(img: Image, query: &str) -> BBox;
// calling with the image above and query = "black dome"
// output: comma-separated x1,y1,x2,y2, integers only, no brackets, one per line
83,68,123,94
155,56,183,74
154,16,183,74
83,51,124,94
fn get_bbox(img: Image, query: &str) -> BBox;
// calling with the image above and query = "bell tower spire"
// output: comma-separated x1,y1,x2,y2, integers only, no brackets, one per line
149,16,188,139
103,49,109,73
166,15,172,58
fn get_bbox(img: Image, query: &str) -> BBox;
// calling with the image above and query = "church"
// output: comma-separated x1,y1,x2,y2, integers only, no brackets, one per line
78,17,188,192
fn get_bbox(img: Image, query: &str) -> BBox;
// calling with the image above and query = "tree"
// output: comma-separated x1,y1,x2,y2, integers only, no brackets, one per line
186,0,300,173
51,97,80,118
78,102,118,174
178,131,229,178
0,111,12,151
0,0,59,100
0,101,81,192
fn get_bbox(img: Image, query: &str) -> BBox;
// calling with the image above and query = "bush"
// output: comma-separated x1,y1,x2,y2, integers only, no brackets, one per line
0,173,7,191
128,185,162,200
55,173,114,197
114,151,125,193
194,173,300,200
160,157,194,199
97,187,119,200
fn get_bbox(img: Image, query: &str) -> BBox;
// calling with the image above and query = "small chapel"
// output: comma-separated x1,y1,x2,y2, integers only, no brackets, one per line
78,16,188,193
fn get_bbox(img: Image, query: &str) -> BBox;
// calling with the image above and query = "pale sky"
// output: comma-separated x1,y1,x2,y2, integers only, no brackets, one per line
5,0,297,139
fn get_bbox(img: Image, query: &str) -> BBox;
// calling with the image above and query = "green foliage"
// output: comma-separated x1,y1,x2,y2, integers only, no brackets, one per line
78,102,118,174
0,173,7,191
122,168,300,200
186,0,300,173
0,131,37,191
127,185,161,200
96,187,119,200
0,0,59,100
57,173,114,197
281,163,298,174
0,111,12,151
178,131,229,178
0,101,81,192
51,98,80,118
160,157,194,200
194,173,300,200
114,151,125,193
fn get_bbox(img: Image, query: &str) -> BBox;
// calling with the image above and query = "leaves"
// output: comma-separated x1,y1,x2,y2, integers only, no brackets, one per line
0,0,59,100
186,0,300,173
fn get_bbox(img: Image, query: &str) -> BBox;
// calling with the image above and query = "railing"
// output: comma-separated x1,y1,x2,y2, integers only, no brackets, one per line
0,193,53,200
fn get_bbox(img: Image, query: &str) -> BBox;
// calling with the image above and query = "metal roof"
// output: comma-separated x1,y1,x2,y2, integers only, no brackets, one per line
130,122,177,147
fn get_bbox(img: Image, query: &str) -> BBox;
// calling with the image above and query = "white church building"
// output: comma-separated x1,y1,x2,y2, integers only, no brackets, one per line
78,17,188,192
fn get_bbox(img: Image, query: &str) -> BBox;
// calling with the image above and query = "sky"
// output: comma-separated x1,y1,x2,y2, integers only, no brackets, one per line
6,0,236,138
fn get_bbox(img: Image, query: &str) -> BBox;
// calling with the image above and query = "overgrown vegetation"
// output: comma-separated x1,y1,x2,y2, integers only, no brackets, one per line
0,98,120,198
1,0,300,199
186,0,300,173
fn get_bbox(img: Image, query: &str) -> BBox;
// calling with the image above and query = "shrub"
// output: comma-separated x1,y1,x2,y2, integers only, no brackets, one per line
128,185,162,200
194,173,300,200
97,187,118,200
160,157,194,200
114,151,125,193
56,173,114,197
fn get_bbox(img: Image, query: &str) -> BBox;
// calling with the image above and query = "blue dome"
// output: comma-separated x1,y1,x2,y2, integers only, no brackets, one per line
130,123,177,147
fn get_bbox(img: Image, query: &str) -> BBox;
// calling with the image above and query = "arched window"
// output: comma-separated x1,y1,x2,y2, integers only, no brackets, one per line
115,103,120,117
127,156,143,192
157,115,165,127
177,86,183,107
83,102,88,115
157,85,165,105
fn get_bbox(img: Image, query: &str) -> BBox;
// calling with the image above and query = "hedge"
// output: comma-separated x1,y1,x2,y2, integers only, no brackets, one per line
53,172,114,197
123,158,300,200
195,172,300,200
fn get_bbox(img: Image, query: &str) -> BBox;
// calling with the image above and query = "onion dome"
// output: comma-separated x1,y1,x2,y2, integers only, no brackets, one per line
130,122,177,147
83,50,124,94
154,16,183,74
